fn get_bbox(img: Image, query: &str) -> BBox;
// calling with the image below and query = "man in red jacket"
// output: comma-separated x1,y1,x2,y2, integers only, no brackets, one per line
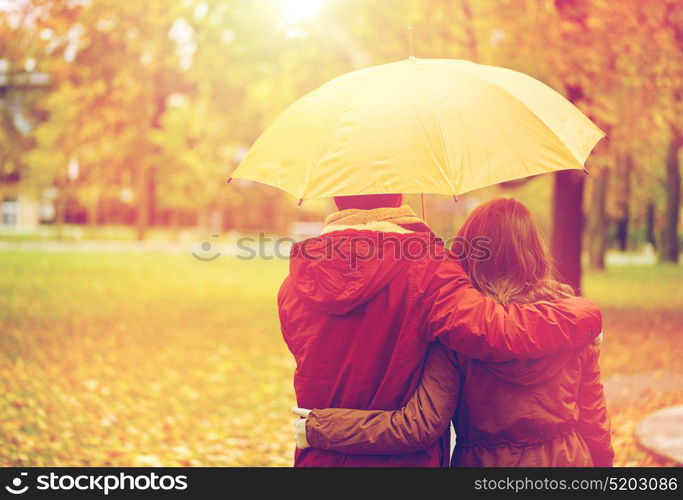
278,193,601,467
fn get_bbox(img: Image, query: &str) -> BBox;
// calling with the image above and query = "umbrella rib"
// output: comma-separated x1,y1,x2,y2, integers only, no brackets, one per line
300,119,337,201
490,112,534,178
453,64,598,167
410,59,459,196
299,75,375,201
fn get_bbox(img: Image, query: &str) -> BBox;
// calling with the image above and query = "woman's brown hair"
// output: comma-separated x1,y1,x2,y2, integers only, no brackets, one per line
455,197,574,305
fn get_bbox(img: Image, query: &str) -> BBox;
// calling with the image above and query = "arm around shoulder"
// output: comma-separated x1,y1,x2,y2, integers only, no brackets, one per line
425,259,602,362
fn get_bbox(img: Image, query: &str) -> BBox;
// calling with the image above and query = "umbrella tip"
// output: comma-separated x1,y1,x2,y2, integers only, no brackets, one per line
226,177,232,184
583,168,589,175
453,195,459,202
298,198,303,206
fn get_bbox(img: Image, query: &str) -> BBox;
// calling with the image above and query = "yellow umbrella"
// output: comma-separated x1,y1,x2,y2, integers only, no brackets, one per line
230,58,604,203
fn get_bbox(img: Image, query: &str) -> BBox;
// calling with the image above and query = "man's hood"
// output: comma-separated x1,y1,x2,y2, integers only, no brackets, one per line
288,227,434,315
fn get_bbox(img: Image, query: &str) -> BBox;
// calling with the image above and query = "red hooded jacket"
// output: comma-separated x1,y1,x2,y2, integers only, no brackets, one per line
278,228,602,467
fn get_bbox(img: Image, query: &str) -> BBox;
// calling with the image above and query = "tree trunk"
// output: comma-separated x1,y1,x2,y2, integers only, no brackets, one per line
87,184,102,229
551,169,586,293
646,202,656,248
615,216,628,251
134,73,164,241
551,81,589,293
615,154,632,251
586,167,609,270
135,161,150,241
551,0,602,293
55,183,68,240
660,127,681,263
459,0,479,61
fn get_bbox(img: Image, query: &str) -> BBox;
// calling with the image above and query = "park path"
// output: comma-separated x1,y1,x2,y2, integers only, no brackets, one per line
604,371,683,465
0,239,191,254
0,237,298,260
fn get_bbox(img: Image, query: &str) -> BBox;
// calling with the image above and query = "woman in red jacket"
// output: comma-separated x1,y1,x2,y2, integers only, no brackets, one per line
295,198,614,467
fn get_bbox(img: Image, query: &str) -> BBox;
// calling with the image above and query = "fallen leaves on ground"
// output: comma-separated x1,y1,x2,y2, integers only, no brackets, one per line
0,253,681,466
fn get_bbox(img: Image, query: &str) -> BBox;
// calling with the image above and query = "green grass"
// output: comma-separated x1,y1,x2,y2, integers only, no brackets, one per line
584,265,683,378
584,264,683,312
0,252,681,466
0,252,293,466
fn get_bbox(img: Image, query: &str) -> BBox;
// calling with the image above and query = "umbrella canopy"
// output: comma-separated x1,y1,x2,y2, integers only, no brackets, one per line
230,58,605,202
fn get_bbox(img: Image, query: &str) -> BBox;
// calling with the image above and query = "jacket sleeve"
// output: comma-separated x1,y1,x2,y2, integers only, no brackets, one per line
576,344,614,467
305,343,460,455
424,258,602,363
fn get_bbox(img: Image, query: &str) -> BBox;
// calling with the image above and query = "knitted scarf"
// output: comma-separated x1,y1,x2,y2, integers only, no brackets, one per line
322,204,432,235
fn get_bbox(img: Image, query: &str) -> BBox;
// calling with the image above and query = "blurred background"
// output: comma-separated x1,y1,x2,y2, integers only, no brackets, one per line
1,0,681,466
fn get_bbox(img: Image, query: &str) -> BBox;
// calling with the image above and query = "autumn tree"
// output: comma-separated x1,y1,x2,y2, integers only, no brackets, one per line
658,0,683,263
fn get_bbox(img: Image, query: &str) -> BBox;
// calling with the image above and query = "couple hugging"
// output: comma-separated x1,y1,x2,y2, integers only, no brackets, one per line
278,193,613,467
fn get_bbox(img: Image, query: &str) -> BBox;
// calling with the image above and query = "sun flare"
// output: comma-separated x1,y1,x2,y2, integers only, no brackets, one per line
280,0,322,25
